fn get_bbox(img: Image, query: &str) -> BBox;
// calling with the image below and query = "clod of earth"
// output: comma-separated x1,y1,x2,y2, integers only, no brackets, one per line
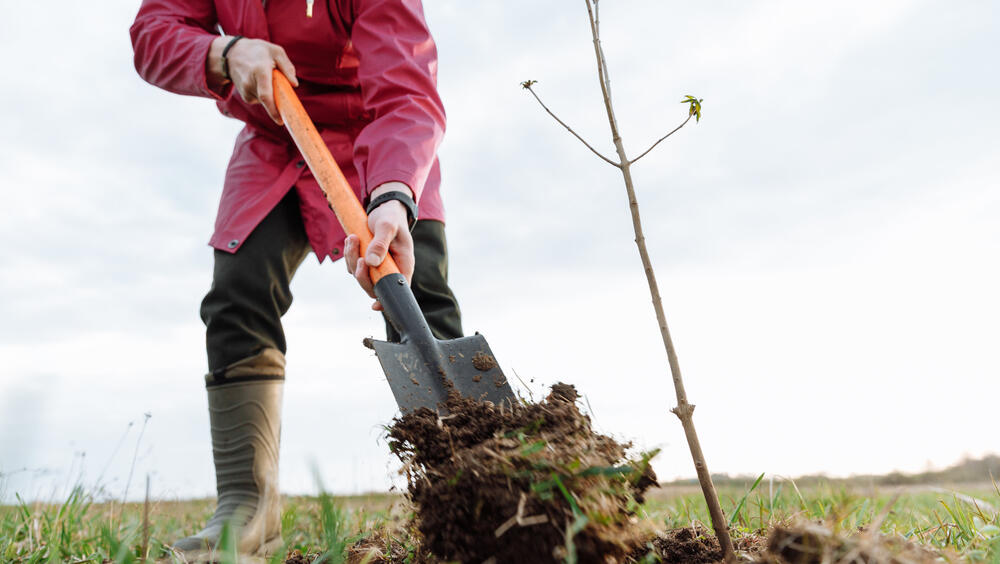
471,352,497,371
284,549,322,563
628,526,723,563
384,383,658,562
755,523,944,564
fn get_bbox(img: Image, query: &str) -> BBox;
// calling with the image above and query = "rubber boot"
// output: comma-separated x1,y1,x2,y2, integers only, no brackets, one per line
172,349,285,559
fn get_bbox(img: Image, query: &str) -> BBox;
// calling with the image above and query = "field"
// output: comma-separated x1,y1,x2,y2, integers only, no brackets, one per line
4,395,998,563
2,478,999,562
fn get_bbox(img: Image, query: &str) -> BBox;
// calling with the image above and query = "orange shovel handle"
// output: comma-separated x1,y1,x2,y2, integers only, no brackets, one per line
272,69,399,285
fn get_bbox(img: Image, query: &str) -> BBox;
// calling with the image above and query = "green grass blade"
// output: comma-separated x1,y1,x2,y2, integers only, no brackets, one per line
728,473,765,528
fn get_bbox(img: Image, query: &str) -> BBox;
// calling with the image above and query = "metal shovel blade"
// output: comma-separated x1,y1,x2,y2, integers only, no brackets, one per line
367,334,515,413
368,273,516,413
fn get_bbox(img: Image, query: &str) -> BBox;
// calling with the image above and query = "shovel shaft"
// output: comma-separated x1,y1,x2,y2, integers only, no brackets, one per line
272,69,398,284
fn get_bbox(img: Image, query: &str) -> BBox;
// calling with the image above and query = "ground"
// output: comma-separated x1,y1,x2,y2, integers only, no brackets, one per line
2,481,998,562
2,390,997,562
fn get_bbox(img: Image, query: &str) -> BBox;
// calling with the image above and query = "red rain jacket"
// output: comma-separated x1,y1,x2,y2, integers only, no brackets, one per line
130,0,446,262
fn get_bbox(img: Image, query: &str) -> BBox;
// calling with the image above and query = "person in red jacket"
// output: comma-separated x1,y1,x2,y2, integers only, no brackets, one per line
130,0,461,557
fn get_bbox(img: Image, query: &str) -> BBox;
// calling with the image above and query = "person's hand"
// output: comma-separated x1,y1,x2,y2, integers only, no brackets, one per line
207,36,298,124
344,182,416,311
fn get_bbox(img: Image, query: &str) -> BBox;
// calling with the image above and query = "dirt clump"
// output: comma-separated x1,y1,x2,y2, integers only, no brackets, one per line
754,523,943,564
629,526,723,563
346,523,434,564
283,549,322,563
385,383,658,563
471,352,498,371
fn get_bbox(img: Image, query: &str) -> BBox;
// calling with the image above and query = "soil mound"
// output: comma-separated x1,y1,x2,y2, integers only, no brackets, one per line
628,526,724,563
385,383,658,563
755,523,942,564
283,549,322,563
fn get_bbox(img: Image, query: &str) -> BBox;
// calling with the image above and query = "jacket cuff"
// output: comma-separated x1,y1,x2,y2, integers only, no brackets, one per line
365,169,421,203
196,34,232,101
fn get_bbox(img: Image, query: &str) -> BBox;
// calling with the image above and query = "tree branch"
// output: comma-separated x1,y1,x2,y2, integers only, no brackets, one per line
594,0,600,42
522,83,621,168
629,114,692,165
592,1,616,115
585,0,621,144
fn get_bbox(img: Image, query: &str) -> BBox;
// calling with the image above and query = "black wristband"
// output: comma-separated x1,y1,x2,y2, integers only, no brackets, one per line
221,35,244,81
365,190,418,231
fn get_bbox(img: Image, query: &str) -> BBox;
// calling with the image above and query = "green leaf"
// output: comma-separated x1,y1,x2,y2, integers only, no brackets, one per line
576,465,634,478
531,478,558,494
552,474,582,518
680,95,704,123
521,440,547,456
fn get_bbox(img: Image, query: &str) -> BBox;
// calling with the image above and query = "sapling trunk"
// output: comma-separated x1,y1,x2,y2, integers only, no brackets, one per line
523,1,736,560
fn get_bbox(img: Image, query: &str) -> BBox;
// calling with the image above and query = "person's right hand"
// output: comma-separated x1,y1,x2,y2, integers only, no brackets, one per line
207,36,298,124
343,183,416,311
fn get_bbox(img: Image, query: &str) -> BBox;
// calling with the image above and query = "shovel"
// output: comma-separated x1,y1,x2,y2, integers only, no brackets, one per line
271,70,516,413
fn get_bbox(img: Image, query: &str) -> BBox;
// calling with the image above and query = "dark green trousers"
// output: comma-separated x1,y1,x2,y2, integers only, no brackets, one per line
200,190,463,373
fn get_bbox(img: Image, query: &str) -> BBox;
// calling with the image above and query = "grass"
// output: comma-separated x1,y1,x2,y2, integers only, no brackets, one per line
643,479,1000,561
1,480,998,562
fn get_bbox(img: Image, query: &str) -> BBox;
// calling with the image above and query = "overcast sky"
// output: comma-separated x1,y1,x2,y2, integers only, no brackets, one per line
2,0,998,503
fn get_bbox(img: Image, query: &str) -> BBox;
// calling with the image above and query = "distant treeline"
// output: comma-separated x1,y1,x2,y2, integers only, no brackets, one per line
664,454,1000,488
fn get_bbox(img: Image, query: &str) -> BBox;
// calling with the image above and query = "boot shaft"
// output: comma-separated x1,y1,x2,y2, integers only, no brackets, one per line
172,349,285,556
206,379,283,522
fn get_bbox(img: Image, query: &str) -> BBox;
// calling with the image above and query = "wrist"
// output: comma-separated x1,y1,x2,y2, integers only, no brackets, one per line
220,35,244,81
369,181,413,201
206,36,229,86
365,186,418,231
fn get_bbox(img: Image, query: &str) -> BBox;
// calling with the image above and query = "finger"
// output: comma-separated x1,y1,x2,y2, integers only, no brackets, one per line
353,255,376,298
344,234,360,274
388,231,415,284
256,68,282,125
273,46,299,88
365,218,397,267
237,73,257,104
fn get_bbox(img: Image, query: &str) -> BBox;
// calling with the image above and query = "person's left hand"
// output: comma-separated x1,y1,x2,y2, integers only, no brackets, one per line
344,182,415,311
